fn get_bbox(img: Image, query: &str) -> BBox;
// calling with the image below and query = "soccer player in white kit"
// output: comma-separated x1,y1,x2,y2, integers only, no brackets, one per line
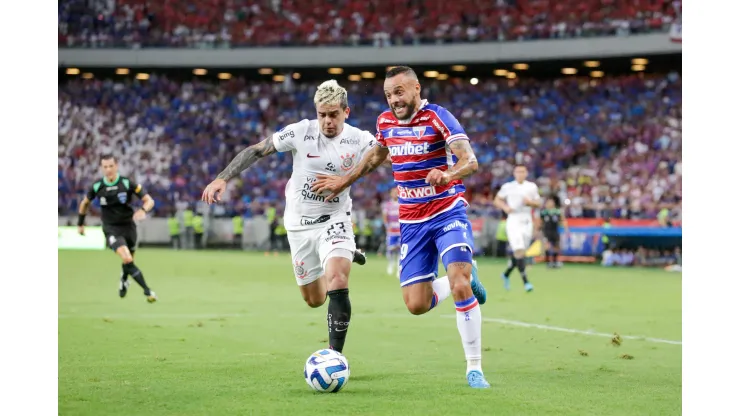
202,80,374,354
494,164,541,292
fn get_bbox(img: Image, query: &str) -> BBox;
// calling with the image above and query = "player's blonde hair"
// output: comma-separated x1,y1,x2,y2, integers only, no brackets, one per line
314,79,348,109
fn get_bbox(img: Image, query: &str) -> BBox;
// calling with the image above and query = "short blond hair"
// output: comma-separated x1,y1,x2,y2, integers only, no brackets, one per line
314,79,348,109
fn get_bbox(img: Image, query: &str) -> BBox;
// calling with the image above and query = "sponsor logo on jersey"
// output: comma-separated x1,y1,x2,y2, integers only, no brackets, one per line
301,182,339,203
294,260,308,279
279,130,295,141
117,192,127,204
100,197,107,205
397,185,436,199
304,135,315,141
417,115,431,121
443,219,469,233
379,117,397,124
432,119,446,136
300,215,331,226
324,234,351,243
340,153,355,171
393,128,414,136
106,186,118,191
325,162,337,172
388,142,430,157
340,137,360,146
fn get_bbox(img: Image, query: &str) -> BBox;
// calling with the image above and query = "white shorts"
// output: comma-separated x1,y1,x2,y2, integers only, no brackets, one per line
506,218,533,252
287,219,356,286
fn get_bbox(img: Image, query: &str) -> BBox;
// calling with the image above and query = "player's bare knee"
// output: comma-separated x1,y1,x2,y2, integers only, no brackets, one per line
117,248,133,263
448,273,472,298
304,295,326,308
404,299,428,315
326,270,349,291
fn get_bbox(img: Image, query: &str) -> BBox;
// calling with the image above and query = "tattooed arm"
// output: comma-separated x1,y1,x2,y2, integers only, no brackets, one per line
425,140,479,186
202,137,277,204
446,140,479,181
216,137,277,181
343,145,390,187
311,145,390,200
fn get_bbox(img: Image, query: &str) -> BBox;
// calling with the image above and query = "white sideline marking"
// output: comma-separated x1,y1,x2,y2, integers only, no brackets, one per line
440,315,682,346
58,312,681,346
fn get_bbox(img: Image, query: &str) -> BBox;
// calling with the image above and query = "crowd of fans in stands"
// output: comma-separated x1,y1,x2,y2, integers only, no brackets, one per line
58,72,682,224
59,0,681,48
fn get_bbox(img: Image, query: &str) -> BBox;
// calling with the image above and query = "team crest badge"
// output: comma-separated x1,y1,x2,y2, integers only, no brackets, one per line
340,153,355,171
117,192,128,204
413,126,426,139
294,260,308,279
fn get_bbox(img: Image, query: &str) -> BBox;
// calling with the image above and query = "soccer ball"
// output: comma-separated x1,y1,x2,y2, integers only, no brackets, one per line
303,349,350,393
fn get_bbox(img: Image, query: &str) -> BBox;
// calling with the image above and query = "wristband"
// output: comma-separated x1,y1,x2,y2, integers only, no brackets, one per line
77,214,86,227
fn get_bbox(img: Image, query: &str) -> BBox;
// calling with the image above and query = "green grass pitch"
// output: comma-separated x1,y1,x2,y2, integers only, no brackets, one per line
59,249,681,415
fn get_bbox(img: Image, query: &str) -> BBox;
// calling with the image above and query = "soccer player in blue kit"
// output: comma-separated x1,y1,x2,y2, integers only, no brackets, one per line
312,66,490,388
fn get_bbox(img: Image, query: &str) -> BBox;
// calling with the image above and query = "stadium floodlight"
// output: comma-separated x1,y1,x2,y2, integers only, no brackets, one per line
631,65,646,72
494,69,508,76
513,63,529,70
348,74,361,81
116,68,130,75
584,61,600,68
506,72,517,79
273,75,286,82
590,71,605,78
632,58,649,65
561,68,577,75
193,69,207,76
82,73,94,79
437,74,449,80
136,73,150,80
328,68,344,74
292,72,301,79
470,78,479,85
361,72,376,79
423,70,439,78
451,65,467,72
218,73,232,80
258,68,274,75
66,68,80,75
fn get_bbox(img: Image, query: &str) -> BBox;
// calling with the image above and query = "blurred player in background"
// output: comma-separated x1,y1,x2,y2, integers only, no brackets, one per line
494,165,540,292
78,154,157,302
312,66,490,388
202,80,370,355
381,188,401,276
541,196,568,268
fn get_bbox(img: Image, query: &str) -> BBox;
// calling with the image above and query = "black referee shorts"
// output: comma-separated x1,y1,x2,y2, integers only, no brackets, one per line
103,223,138,253
544,230,560,246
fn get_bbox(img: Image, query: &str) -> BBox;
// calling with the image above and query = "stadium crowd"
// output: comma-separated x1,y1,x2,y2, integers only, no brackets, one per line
58,0,681,48
58,72,682,224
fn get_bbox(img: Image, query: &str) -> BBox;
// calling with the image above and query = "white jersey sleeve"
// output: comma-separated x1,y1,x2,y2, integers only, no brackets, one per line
527,182,540,202
272,119,310,153
358,130,376,159
497,183,511,199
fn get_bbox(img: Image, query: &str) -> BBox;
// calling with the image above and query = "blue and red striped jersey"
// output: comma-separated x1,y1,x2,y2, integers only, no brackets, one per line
375,100,470,223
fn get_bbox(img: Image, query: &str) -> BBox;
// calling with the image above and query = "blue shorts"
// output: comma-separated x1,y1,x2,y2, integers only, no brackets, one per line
386,234,401,250
398,205,475,287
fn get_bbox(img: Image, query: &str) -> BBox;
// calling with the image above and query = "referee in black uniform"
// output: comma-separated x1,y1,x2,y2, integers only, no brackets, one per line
78,154,157,302
541,195,568,268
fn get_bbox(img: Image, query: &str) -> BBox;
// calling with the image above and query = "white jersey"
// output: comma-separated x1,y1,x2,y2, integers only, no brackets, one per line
498,180,540,221
272,119,375,231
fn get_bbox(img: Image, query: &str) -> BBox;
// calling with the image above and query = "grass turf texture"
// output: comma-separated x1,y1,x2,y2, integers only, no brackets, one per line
59,249,681,415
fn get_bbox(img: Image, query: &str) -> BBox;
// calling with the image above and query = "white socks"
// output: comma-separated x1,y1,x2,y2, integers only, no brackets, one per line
454,295,483,374
430,276,452,310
